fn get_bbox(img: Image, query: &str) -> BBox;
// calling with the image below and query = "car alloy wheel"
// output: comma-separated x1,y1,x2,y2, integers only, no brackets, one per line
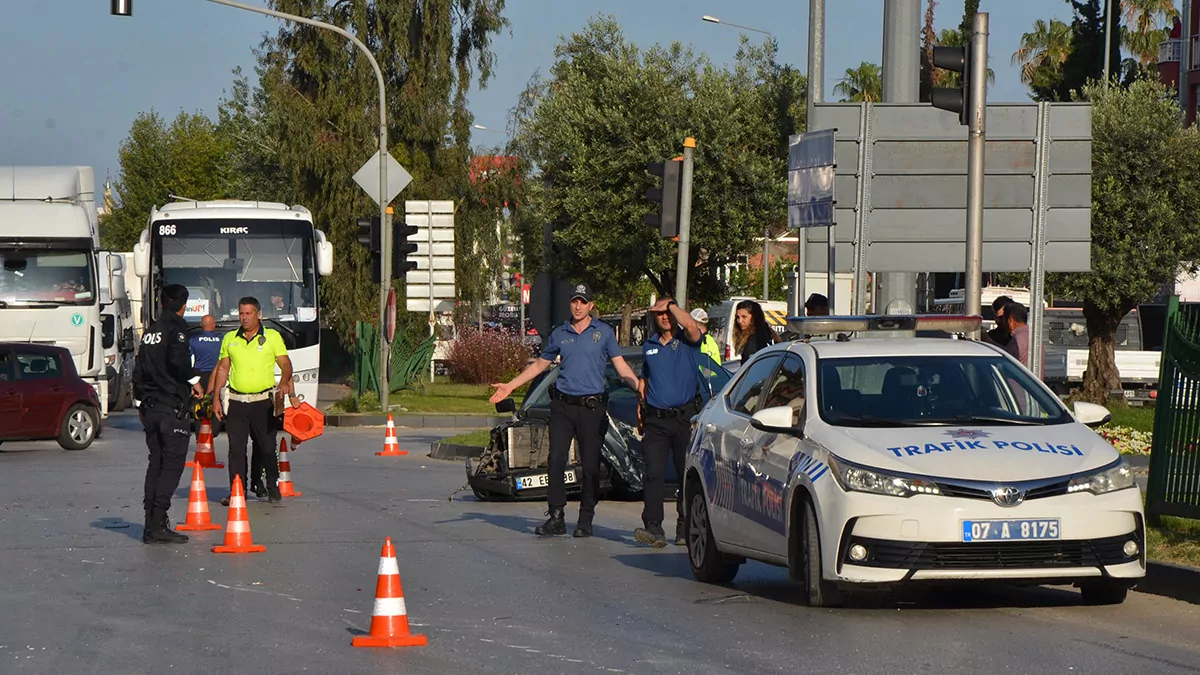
69,409,94,445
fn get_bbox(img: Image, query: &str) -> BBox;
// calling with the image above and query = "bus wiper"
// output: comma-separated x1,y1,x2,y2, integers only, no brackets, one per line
261,317,298,342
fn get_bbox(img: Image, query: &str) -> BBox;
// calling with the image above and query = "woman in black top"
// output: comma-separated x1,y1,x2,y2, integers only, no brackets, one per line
733,300,777,361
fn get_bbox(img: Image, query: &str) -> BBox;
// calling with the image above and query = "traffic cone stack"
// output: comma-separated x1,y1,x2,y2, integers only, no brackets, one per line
376,414,407,456
187,418,224,469
211,476,265,554
176,462,222,531
277,438,302,497
352,537,427,648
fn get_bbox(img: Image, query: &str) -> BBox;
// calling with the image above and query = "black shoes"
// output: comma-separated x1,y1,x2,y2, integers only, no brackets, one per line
268,487,282,503
573,520,593,538
634,522,668,548
535,507,567,536
143,510,189,545
675,517,687,546
251,481,267,500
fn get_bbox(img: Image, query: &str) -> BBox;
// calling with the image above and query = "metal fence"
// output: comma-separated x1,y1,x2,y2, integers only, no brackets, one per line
1146,296,1200,523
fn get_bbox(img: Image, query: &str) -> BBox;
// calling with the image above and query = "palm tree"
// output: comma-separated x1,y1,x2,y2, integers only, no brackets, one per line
1121,0,1177,66
1011,19,1073,85
834,62,882,102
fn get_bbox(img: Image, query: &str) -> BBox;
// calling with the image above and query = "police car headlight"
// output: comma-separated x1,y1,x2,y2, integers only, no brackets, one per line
1066,458,1135,495
828,455,941,498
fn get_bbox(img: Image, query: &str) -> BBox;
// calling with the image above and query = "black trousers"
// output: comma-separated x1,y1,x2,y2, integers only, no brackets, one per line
225,399,278,492
641,414,690,526
547,398,607,522
141,406,191,517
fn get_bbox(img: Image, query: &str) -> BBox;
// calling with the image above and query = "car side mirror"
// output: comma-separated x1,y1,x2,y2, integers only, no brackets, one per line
749,406,799,434
495,398,516,414
1073,401,1112,428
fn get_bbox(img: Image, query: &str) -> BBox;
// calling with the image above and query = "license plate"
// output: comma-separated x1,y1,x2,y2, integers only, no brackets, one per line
961,519,1060,542
515,470,578,490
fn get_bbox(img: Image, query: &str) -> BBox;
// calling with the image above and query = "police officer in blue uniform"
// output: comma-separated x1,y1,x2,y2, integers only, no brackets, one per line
189,314,224,392
490,283,640,537
634,297,703,548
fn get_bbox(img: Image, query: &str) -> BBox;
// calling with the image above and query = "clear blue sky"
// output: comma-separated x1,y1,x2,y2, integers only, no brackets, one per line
0,0,1077,197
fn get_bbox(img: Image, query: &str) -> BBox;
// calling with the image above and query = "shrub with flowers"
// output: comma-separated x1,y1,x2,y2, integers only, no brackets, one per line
1097,425,1153,455
445,328,532,385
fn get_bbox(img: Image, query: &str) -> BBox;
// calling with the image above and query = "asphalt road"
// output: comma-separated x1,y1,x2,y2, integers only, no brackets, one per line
2,412,1199,675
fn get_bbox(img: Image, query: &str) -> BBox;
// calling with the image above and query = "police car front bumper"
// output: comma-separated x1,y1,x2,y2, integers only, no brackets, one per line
825,487,1146,584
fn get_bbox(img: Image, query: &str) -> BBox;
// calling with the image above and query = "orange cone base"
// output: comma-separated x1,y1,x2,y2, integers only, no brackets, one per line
279,486,302,497
186,459,225,469
376,449,408,456
212,543,266,554
352,634,428,648
177,521,222,532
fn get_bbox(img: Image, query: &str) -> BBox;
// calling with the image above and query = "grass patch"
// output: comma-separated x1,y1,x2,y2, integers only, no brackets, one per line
388,381,528,414
1147,515,1200,568
438,428,492,448
1106,402,1156,433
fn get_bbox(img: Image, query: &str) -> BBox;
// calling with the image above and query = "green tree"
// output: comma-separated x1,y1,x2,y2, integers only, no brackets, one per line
508,16,793,309
1121,0,1177,67
1012,18,1073,99
1047,77,1200,402
834,62,882,102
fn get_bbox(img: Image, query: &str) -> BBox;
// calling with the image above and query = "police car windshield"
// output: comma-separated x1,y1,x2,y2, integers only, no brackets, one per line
154,220,317,325
817,355,1071,428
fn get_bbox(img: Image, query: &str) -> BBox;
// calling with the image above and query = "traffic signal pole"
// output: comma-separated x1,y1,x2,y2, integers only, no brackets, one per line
964,12,989,337
674,138,697,306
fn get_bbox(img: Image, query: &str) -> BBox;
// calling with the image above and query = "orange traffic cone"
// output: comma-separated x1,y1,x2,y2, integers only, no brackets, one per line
187,417,224,469
352,537,427,648
176,462,222,531
277,438,302,497
212,475,265,554
376,414,407,456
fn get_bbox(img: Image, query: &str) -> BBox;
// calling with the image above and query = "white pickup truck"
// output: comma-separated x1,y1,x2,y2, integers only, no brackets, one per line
1042,307,1160,402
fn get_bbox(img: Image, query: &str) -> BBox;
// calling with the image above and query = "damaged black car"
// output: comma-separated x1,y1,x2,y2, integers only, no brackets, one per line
466,346,731,501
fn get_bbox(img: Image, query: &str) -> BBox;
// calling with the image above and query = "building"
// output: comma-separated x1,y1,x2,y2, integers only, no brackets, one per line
1157,8,1198,125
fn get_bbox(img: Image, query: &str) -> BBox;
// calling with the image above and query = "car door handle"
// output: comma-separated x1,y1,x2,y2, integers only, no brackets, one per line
739,437,754,448
704,423,717,433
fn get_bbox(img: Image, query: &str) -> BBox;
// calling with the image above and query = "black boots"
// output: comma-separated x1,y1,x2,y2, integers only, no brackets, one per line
535,507,567,536
634,521,668,548
143,509,189,545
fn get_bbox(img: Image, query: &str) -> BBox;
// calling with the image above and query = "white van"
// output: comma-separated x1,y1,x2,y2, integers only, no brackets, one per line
703,297,790,364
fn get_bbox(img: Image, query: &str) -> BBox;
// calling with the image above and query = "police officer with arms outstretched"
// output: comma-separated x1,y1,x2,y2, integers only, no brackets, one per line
132,284,205,545
489,283,640,537
634,297,703,548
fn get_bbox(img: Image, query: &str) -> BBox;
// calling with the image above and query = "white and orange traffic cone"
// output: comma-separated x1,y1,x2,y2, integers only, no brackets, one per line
352,537,427,648
176,462,222,531
212,476,265,554
376,414,407,456
187,417,224,469
277,438,302,497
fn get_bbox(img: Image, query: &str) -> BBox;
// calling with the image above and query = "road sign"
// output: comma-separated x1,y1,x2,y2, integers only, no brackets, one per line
353,150,413,207
802,101,1092,279
788,129,837,229
404,200,456,313
521,283,531,305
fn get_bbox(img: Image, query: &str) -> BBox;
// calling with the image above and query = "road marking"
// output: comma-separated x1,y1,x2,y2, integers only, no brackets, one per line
206,579,301,602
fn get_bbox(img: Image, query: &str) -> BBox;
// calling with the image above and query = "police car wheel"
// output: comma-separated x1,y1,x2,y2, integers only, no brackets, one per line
58,404,98,451
1078,581,1129,606
792,497,843,608
686,485,739,584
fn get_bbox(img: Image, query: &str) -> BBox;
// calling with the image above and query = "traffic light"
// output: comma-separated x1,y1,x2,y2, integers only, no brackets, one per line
393,220,419,277
930,43,972,126
357,216,383,283
644,158,683,238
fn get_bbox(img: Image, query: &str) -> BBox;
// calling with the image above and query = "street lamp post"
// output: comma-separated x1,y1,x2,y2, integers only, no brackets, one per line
113,0,394,411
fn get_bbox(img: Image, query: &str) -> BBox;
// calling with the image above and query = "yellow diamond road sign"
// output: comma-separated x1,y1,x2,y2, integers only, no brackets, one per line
353,150,413,207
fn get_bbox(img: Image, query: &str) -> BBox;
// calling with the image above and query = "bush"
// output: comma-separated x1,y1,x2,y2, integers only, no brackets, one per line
445,328,531,384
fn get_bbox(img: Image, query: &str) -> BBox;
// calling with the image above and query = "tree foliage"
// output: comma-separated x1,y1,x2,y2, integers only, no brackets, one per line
1047,78,1200,401
508,16,803,309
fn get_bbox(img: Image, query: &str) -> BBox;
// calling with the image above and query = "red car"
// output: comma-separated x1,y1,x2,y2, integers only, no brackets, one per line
0,343,102,450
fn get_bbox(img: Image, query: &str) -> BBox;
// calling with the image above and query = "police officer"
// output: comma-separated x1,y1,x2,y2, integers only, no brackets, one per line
211,297,294,505
489,283,640,537
634,297,703,547
690,308,722,365
132,284,204,545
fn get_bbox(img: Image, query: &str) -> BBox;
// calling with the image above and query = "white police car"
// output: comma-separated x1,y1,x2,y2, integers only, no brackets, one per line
682,314,1145,607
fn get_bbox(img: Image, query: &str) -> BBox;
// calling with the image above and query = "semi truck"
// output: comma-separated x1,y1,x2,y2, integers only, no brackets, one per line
0,166,128,418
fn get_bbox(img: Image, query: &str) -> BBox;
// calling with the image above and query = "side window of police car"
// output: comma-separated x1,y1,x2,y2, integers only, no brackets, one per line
727,355,782,417
761,355,806,426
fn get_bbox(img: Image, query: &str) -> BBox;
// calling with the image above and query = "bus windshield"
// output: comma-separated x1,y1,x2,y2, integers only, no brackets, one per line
153,220,317,326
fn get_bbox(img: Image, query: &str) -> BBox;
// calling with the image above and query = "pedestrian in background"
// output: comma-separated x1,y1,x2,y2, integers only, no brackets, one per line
132,284,204,545
636,297,703,547
804,293,830,316
732,299,777,361
690,308,722,365
489,283,640,537
211,297,294,505
1003,302,1032,368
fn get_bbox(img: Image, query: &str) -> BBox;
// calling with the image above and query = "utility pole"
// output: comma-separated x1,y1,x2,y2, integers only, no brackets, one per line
797,0,826,316
964,12,989,337
675,138,697,306
762,227,770,299
1103,0,1112,89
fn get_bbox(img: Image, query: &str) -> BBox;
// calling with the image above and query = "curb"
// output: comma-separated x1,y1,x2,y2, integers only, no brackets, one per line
326,413,505,429
429,442,485,460
1138,561,1200,605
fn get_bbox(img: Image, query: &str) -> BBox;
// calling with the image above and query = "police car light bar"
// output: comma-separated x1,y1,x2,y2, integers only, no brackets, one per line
786,314,983,335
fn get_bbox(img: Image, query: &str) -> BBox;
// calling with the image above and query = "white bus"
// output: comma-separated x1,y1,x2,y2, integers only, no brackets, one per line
131,200,333,405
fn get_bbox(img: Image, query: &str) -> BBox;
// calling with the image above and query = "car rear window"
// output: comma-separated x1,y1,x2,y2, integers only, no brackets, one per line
16,352,63,380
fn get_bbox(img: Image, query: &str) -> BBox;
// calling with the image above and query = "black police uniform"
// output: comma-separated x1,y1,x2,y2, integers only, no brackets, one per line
132,309,196,545
635,303,703,548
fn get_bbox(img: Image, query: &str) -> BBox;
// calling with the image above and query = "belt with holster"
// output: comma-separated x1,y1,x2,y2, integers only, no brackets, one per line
550,386,608,410
228,388,273,403
644,395,701,419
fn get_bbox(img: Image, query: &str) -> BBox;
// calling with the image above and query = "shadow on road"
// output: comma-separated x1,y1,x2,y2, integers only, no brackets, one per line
437,510,635,543
90,516,144,542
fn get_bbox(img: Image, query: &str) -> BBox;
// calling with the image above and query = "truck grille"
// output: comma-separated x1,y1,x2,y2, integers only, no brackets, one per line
846,533,1139,570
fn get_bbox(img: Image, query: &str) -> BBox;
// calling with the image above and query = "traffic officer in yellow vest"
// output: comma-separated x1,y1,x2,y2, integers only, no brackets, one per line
211,296,294,505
